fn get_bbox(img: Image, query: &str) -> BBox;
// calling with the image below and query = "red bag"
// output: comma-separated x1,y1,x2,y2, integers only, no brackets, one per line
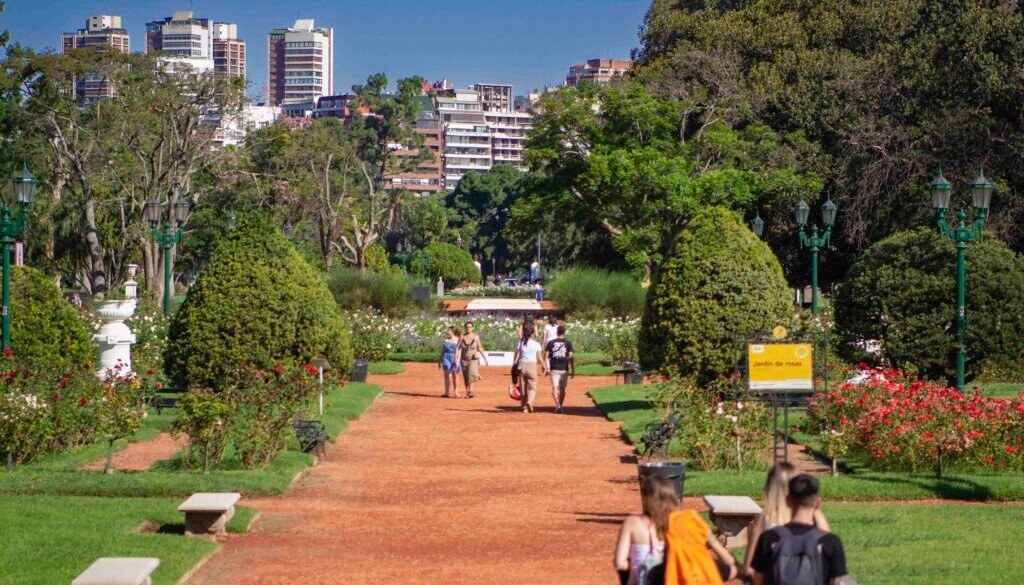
508,384,522,401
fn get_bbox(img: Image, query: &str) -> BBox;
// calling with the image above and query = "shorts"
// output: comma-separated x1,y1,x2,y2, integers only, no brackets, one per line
462,359,480,384
550,370,569,391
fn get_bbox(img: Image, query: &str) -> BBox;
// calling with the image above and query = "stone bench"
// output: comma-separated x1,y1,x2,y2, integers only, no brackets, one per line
72,557,159,585
178,492,241,536
703,495,763,548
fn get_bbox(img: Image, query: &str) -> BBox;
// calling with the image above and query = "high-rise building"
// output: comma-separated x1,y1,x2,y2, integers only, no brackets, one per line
473,83,513,113
267,19,334,106
146,11,215,73
385,95,444,196
212,23,246,79
61,15,130,103
565,58,632,86
436,88,492,189
485,109,531,170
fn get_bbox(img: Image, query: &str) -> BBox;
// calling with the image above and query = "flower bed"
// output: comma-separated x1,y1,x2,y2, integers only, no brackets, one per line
447,284,535,298
808,368,1024,473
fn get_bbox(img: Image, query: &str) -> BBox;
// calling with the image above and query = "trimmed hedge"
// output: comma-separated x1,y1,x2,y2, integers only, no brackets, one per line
835,227,1024,382
326,267,425,317
412,242,480,286
12,266,93,367
547,268,646,318
165,214,352,388
639,207,791,382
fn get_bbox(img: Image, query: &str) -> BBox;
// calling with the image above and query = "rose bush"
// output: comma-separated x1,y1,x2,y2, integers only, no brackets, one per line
808,369,1024,474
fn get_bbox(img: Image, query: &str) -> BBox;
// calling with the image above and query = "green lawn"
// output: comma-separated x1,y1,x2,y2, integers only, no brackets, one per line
576,363,617,376
0,495,255,585
389,351,437,362
368,360,405,375
978,382,1023,398
0,382,381,498
590,384,1024,501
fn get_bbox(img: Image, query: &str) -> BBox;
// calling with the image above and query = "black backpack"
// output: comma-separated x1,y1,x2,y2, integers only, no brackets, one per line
772,525,825,585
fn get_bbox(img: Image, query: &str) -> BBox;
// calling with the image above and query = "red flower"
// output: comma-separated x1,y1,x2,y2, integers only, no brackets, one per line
79,397,88,407
304,364,318,376
274,364,285,374
985,457,994,465
3,347,11,357
1007,445,1020,455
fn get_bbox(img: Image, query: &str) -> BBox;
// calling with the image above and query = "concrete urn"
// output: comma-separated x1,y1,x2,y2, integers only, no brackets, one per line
93,264,139,379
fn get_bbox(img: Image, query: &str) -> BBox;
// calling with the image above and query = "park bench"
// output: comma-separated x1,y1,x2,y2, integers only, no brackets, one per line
293,415,329,457
72,557,159,585
178,492,240,536
148,388,186,415
640,412,681,460
703,495,763,548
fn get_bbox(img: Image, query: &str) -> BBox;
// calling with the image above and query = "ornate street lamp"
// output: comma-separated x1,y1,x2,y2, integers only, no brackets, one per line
1,164,36,350
750,212,765,239
145,197,189,315
795,195,838,315
930,166,992,391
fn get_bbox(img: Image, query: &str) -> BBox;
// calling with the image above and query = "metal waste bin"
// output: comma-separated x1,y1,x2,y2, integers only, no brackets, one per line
622,361,644,385
350,359,369,382
637,461,686,500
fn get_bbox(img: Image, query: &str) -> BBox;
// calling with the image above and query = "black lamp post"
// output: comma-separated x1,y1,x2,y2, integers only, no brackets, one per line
795,196,838,315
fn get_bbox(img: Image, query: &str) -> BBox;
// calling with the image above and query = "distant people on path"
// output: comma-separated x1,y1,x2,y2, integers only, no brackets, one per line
542,315,559,347
743,462,831,578
542,325,575,413
438,326,463,398
751,474,848,585
615,476,736,585
534,282,544,302
514,323,543,413
458,321,488,399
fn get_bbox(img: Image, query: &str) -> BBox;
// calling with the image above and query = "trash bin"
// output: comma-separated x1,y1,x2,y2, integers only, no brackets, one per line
411,286,430,303
637,461,686,500
350,359,369,382
622,361,644,385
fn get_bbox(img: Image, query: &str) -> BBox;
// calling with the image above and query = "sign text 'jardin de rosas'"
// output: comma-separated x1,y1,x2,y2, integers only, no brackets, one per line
748,343,813,391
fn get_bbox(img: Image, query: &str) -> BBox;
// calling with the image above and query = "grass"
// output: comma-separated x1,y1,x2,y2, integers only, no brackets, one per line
368,360,405,375
0,382,381,498
576,363,617,376
590,384,1024,501
575,352,612,365
0,495,255,585
978,382,1023,398
389,351,437,362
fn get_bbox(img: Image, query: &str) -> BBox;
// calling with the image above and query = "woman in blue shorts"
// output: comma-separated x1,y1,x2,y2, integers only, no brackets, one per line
439,326,462,398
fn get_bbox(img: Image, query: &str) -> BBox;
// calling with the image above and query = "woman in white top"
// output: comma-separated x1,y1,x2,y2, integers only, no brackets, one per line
742,461,831,578
513,323,543,413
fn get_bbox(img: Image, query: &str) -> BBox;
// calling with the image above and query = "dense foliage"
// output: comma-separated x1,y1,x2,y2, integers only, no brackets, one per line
640,207,791,381
165,215,352,389
547,268,646,318
411,242,480,286
808,369,1024,473
835,228,1024,382
326,267,425,317
634,0,1024,257
11,266,93,368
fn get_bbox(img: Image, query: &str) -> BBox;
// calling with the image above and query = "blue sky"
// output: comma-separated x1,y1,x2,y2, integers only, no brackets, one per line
4,0,648,100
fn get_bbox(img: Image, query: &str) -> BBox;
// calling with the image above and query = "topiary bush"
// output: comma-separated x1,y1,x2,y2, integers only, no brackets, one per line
547,267,646,318
165,214,352,389
639,207,792,382
411,242,480,286
325,267,425,317
835,227,1024,383
11,266,94,368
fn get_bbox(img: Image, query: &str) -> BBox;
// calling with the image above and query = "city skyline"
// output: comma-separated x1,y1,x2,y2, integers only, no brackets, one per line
10,0,646,100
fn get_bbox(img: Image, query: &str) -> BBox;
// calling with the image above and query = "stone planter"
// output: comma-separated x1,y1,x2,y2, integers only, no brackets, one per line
93,299,137,379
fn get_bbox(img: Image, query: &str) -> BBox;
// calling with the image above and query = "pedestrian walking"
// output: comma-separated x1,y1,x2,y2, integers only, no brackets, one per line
542,325,575,413
438,326,463,398
542,315,559,347
534,282,544,302
513,323,543,413
458,321,488,399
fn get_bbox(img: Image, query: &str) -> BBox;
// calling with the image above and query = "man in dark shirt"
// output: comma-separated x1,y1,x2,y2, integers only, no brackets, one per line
541,325,574,413
752,474,848,585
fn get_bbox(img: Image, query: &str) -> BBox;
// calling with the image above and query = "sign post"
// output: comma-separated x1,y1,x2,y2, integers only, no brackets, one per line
748,343,814,463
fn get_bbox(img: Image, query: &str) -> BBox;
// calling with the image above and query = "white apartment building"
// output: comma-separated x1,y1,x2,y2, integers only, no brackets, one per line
268,19,334,106
485,110,531,168
212,104,282,149
146,11,215,73
437,89,492,189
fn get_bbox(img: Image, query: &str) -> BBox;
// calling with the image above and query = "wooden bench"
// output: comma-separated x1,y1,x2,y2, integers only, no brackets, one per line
703,495,763,548
72,557,159,585
293,416,329,456
178,492,240,536
149,395,178,415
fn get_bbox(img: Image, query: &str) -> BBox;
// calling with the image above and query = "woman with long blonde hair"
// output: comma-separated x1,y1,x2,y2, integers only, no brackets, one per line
742,462,831,577
614,476,677,585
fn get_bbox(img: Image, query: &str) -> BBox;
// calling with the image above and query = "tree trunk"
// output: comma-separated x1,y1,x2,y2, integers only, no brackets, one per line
83,197,107,294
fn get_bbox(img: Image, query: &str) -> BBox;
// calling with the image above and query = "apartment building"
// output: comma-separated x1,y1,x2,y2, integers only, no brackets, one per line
485,110,531,170
436,88,492,189
267,19,334,106
385,96,444,196
565,58,632,86
473,83,513,112
146,11,216,73
213,104,281,149
61,15,130,104
212,23,246,79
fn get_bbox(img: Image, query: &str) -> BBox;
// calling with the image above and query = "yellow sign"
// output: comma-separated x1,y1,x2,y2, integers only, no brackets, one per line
748,343,813,391
772,325,788,340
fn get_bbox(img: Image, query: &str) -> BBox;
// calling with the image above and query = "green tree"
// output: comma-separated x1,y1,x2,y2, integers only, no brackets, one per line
639,207,792,381
835,228,1024,382
634,0,1024,254
396,193,449,251
165,214,351,389
412,242,480,286
525,81,823,279
446,165,523,272
10,266,94,368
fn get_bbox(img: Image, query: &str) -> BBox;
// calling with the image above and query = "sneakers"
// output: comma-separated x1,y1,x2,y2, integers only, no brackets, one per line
555,406,564,414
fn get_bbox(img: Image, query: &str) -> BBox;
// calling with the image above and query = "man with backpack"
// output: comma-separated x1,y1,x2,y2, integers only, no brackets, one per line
751,474,848,585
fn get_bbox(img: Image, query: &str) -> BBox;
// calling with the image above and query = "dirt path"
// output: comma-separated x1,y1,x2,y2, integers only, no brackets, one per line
80,432,182,472
187,364,650,584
